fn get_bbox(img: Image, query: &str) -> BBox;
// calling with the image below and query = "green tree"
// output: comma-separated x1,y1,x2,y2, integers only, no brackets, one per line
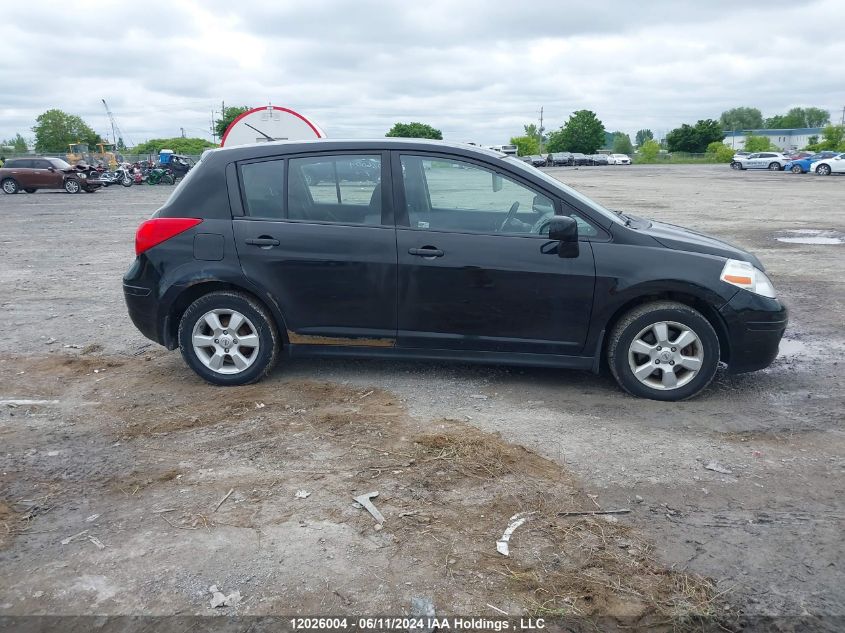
637,139,660,162
32,109,101,153
386,122,442,139
719,107,763,130
706,141,735,162
665,119,724,153
523,123,545,145
509,135,540,157
743,133,774,152
1,134,28,152
612,132,633,154
635,129,653,146
214,105,251,140
766,107,829,129
817,124,845,150
546,110,605,154
132,137,217,155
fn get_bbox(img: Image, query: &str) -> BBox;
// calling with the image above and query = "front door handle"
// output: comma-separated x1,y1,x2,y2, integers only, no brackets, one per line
408,246,444,258
245,236,280,249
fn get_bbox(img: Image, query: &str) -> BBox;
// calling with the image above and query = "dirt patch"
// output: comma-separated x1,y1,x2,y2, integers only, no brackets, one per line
0,353,730,627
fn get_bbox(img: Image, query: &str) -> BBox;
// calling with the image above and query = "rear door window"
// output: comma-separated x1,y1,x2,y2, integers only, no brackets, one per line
288,155,382,225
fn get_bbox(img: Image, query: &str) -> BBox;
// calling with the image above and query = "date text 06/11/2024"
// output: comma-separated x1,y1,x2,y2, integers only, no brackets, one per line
289,617,546,631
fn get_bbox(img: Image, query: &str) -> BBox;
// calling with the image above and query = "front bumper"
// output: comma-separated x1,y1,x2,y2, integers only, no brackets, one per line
719,291,788,374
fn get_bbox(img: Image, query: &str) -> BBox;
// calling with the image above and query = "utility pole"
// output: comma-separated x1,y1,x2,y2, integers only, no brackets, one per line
211,110,216,143
180,127,186,138
538,106,545,148
840,106,844,126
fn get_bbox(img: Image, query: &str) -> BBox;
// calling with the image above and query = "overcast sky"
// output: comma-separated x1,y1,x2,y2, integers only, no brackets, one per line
2,1,844,146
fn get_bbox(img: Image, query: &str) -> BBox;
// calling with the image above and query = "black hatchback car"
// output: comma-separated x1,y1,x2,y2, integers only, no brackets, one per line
124,139,786,400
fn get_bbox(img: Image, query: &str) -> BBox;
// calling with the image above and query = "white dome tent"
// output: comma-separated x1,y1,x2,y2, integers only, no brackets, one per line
220,105,325,147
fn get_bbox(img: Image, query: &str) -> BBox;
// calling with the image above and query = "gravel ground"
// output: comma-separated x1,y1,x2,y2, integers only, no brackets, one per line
0,165,843,630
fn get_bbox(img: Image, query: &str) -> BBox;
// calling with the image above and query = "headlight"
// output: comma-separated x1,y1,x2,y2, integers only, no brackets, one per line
78,172,86,179
720,259,776,298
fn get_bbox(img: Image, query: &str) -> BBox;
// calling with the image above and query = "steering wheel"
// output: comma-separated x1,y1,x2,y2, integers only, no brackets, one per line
498,201,520,232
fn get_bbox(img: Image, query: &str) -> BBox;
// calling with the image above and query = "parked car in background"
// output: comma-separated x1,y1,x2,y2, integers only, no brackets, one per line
571,153,589,166
787,151,813,161
810,153,845,176
0,157,102,194
784,151,839,174
608,153,632,165
730,152,791,171
123,138,786,400
528,155,546,167
553,152,575,166
590,154,609,165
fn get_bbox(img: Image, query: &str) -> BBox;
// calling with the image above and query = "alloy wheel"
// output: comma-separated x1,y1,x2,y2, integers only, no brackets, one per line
628,321,704,390
191,309,260,375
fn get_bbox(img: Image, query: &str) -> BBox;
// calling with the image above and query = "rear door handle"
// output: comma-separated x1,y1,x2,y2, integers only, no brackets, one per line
245,236,280,248
408,247,444,258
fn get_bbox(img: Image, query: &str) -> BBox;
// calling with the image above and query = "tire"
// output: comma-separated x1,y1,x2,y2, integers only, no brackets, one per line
64,179,81,194
791,165,803,174
730,162,742,170
24,188,36,194
178,291,280,386
161,174,175,185
2,178,19,194
768,162,782,171
607,301,720,401
816,164,832,176
121,177,133,187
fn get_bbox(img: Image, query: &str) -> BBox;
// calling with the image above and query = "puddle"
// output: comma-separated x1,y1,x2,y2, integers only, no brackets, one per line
775,229,845,245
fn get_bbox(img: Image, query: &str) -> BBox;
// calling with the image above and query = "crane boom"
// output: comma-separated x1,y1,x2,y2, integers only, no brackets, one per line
102,99,133,148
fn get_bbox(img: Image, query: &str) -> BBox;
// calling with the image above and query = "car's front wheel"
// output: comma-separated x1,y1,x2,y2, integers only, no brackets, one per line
2,178,19,194
608,301,719,401
791,165,803,174
730,161,742,170
178,291,280,386
816,164,832,176
64,179,81,193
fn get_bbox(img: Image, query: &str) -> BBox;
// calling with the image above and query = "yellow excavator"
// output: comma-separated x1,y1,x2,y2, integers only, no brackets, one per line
66,142,90,165
67,142,117,168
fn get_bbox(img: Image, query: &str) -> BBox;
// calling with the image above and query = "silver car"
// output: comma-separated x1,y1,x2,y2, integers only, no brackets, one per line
730,152,790,171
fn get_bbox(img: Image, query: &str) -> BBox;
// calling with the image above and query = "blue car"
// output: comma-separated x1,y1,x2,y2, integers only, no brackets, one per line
784,152,839,173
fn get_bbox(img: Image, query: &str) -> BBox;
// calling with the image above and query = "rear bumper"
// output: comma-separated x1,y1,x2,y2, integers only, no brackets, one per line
719,291,788,374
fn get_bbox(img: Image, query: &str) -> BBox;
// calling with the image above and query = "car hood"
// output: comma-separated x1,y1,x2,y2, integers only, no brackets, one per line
634,218,763,269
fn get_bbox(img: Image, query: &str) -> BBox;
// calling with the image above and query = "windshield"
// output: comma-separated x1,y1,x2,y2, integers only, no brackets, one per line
503,156,623,224
50,158,72,169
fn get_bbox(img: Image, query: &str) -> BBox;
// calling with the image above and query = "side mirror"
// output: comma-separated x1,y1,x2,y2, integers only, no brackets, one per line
548,216,579,258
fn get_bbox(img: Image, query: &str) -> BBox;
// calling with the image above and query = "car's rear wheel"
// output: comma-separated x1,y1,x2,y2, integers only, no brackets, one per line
64,179,81,193
24,188,36,194
817,164,832,176
608,301,719,401
791,165,803,174
768,162,782,171
178,291,280,386
2,179,19,194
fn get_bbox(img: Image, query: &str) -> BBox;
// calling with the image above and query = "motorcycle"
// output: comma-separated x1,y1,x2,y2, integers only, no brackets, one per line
146,166,175,185
99,163,133,187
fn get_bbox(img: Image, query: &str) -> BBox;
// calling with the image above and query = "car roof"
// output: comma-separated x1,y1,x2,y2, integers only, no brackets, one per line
204,138,508,162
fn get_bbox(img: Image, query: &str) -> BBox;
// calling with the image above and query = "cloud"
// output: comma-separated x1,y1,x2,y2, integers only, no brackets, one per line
1,0,843,146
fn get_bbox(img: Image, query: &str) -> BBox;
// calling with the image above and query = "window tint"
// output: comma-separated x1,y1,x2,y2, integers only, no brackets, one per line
288,155,381,225
240,159,285,219
34,160,52,169
400,155,557,236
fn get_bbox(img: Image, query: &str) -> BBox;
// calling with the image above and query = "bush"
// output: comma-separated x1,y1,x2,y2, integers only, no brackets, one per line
742,133,774,152
706,142,735,163
637,139,660,162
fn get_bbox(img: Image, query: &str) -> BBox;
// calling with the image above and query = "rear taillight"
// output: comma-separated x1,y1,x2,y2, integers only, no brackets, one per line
135,218,202,256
